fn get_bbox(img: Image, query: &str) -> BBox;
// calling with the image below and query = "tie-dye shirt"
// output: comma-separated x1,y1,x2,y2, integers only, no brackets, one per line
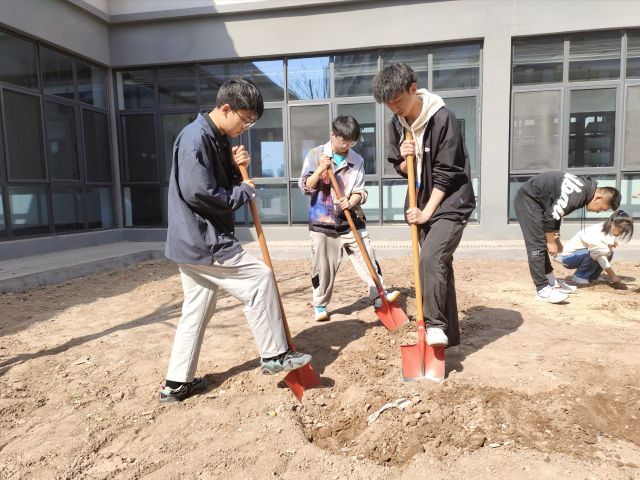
298,141,368,234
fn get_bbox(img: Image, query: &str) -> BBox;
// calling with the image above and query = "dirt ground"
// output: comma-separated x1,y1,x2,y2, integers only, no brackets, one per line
1,254,640,480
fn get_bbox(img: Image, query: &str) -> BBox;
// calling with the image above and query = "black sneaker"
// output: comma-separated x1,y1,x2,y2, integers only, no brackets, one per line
260,350,312,375
159,377,208,403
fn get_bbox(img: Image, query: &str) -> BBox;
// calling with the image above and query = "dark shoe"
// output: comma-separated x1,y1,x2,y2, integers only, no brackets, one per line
159,377,207,403
260,350,312,375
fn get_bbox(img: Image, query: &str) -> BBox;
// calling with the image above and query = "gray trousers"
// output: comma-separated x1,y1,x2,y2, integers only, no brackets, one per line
419,218,466,347
165,250,289,383
310,229,386,307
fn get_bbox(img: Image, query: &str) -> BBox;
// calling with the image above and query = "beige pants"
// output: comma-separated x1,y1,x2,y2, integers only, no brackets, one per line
310,229,385,307
165,250,288,383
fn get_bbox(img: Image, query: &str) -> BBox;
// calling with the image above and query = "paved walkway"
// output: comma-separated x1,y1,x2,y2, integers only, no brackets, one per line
0,239,638,293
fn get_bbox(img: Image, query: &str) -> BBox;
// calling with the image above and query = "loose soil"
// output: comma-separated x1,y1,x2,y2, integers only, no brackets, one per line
1,255,640,479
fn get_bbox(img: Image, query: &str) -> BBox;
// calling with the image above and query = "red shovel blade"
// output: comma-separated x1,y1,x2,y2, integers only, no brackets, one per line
375,298,409,331
284,363,321,402
401,343,445,383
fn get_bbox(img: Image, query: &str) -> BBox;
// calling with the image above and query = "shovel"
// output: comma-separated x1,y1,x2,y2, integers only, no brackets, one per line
400,131,445,383
326,168,408,331
239,165,321,401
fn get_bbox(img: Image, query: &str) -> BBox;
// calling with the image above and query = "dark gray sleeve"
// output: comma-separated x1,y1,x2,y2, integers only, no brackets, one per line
432,112,469,193
386,119,408,179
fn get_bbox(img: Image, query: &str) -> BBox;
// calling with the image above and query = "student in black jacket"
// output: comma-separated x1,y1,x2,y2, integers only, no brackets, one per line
372,63,476,349
514,171,621,303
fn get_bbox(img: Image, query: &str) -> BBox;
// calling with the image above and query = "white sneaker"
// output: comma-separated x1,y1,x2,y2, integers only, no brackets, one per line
571,274,590,285
426,328,448,346
535,285,568,304
372,290,401,309
552,279,577,294
314,306,329,322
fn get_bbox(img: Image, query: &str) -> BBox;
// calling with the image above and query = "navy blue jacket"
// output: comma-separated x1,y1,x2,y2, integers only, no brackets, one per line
165,114,255,265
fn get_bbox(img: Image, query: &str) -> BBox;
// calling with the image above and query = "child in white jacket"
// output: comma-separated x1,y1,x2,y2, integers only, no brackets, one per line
561,210,634,285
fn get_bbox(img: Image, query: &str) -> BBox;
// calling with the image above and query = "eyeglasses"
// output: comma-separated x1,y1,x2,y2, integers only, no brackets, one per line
234,110,257,128
331,132,357,148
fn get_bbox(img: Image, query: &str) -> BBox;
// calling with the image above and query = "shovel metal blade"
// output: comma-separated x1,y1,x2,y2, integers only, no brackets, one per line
401,343,445,383
375,299,409,331
284,363,321,402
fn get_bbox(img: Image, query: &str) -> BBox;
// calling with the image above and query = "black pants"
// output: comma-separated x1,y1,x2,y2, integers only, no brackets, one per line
419,218,466,347
514,190,554,289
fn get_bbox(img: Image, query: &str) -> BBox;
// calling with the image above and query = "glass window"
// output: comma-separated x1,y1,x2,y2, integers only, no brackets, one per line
162,113,196,181
512,37,563,85
124,186,162,226
337,103,377,174
287,56,330,100
0,187,5,235
158,66,197,107
77,62,106,108
382,47,428,88
432,44,480,90
565,175,616,219
45,102,79,180
121,115,157,182
568,88,616,168
511,90,561,171
86,186,115,229
41,48,74,100
116,70,155,110
334,51,378,97
82,109,112,182
254,184,288,223
624,86,640,169
199,63,239,106
569,32,621,81
508,176,532,221
620,174,640,218
247,108,284,178
469,177,479,222
0,31,37,89
9,185,49,236
4,90,46,180
382,180,407,224
52,186,83,232
241,60,284,102
444,97,477,172
628,31,640,78
290,181,309,224
289,104,330,178
362,181,380,223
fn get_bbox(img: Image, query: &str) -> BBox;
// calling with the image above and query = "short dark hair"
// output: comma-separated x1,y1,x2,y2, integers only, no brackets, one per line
216,78,264,119
597,186,621,210
371,63,417,103
602,210,634,242
332,115,360,142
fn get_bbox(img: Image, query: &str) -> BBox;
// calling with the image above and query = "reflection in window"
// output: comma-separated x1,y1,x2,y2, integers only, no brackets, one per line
0,187,5,234
362,181,380,224
334,52,378,97
254,185,288,224
242,60,284,102
569,33,621,81
9,185,49,236
124,186,162,226
122,115,158,182
288,57,329,100
87,187,115,229
77,62,107,108
382,180,407,224
289,105,330,178
620,174,640,218
290,182,309,224
116,70,155,110
511,90,561,171
513,37,563,84
624,86,640,169
382,47,428,88
199,63,239,106
83,110,112,182
508,176,532,221
41,48,74,99
52,186,83,232
432,44,480,90
0,31,38,89
337,103,376,174
444,97,477,172
628,32,640,78
45,102,79,180
247,109,284,177
162,113,196,181
158,66,197,107
5,90,46,180
569,89,616,168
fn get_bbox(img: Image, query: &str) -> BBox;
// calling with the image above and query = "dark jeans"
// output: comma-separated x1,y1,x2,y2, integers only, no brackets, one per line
562,249,613,281
419,218,466,347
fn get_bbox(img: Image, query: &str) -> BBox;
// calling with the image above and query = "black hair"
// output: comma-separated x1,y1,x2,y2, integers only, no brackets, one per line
216,78,264,119
597,186,621,210
371,63,417,103
602,210,634,243
331,115,360,142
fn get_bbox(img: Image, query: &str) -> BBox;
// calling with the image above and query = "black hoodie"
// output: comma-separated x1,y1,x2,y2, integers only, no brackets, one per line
517,171,597,233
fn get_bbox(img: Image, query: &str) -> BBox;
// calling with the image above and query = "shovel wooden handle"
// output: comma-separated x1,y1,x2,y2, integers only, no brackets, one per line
238,165,294,348
405,131,424,324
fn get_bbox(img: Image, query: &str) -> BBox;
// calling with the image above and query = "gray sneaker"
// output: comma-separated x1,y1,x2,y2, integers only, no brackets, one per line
260,350,312,375
159,377,207,403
